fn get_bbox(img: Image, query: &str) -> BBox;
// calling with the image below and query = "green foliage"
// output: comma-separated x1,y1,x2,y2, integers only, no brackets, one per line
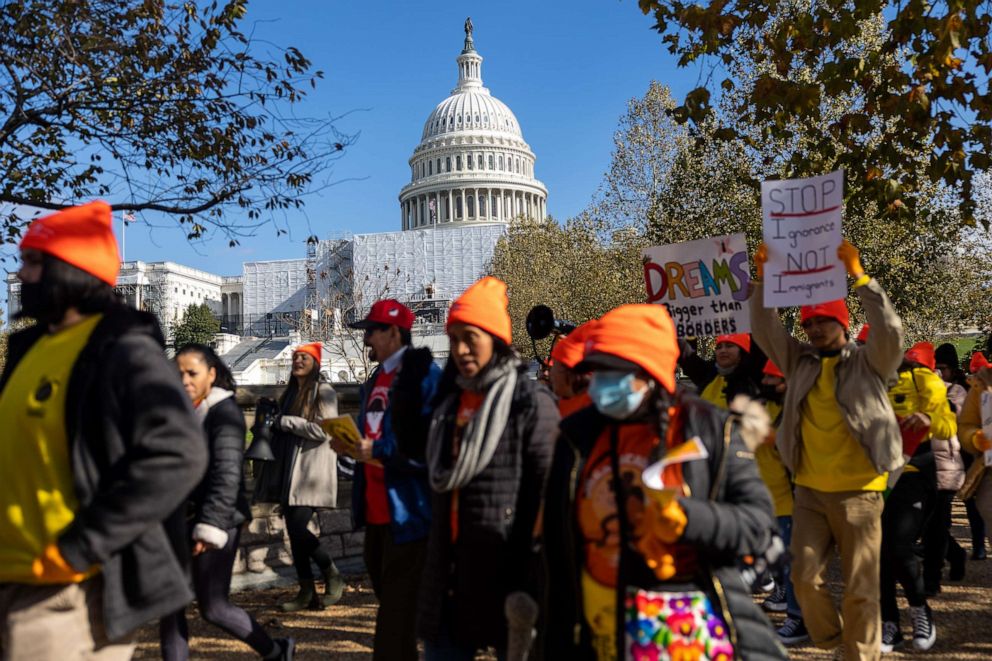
0,0,353,244
489,217,646,353
494,80,992,343
638,0,992,227
172,303,220,349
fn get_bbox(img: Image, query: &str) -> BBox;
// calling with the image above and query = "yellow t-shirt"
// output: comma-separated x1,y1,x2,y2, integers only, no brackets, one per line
0,315,102,582
796,355,888,492
700,375,728,409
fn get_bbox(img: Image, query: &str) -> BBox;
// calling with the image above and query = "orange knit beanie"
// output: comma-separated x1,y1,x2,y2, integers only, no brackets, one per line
580,304,679,394
446,276,512,345
19,201,120,286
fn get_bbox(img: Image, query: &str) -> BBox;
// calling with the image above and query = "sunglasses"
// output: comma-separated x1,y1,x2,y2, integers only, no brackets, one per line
363,324,390,337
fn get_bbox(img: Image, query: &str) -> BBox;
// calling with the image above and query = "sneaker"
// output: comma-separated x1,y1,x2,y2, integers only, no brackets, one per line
910,604,936,651
881,621,904,653
776,616,809,645
762,583,788,612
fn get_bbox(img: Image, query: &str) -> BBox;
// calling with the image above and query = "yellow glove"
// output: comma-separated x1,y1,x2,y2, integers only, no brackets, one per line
636,533,677,581
753,242,768,280
975,430,992,452
31,543,88,583
837,240,865,278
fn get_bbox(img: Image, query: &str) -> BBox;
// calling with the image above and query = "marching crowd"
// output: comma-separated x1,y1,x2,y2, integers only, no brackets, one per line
1,201,991,661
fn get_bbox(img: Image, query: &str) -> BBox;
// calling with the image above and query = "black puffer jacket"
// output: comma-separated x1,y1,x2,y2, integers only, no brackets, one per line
417,363,560,649
190,391,252,531
0,306,208,641
543,392,786,660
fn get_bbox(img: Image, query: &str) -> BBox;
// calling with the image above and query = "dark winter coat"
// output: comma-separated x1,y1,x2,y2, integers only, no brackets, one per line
679,340,765,403
0,305,208,641
417,365,560,649
191,392,252,530
542,392,787,661
352,347,443,543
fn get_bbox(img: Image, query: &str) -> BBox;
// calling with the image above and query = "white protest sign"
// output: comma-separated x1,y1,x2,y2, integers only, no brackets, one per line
643,233,751,336
761,170,846,307
981,391,992,467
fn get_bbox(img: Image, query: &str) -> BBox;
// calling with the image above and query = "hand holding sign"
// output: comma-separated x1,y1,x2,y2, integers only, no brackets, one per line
837,239,865,279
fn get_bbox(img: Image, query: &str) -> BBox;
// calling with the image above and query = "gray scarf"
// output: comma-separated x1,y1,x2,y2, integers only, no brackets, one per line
427,357,519,493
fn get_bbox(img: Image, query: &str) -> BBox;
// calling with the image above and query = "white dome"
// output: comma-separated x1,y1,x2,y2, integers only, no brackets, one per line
422,92,522,141
398,22,547,231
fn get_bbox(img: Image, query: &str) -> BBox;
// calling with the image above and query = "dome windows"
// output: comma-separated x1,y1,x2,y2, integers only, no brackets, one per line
488,154,494,170
446,157,451,172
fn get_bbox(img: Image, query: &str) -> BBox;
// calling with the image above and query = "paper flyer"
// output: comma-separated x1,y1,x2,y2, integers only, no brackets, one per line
642,436,710,490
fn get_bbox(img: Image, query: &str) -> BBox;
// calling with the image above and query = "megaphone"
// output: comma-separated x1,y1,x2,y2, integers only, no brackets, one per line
526,305,577,341
245,397,279,462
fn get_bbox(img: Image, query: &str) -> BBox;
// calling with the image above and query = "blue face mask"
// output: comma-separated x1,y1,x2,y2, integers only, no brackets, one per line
588,371,649,420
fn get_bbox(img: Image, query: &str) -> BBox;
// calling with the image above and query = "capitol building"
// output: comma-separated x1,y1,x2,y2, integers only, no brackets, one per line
399,21,547,229
6,20,546,383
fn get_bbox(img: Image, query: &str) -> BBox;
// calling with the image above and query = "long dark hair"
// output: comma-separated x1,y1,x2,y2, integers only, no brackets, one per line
17,253,119,325
280,355,322,421
176,343,237,391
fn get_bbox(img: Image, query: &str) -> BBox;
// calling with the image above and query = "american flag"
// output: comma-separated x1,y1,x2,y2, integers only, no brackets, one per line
122,212,136,224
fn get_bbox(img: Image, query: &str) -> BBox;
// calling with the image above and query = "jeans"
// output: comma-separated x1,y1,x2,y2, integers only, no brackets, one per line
776,515,802,618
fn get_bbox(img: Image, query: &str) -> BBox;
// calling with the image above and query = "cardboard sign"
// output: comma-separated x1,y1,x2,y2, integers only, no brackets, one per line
761,170,846,307
643,233,751,336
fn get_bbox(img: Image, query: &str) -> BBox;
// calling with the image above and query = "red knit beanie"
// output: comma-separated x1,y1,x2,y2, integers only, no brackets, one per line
19,201,120,286
716,333,751,353
800,300,850,330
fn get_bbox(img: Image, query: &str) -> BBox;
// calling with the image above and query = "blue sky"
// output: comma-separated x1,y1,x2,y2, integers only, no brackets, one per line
7,1,704,282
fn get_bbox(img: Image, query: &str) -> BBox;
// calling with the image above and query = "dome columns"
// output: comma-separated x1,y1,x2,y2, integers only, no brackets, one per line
400,186,545,228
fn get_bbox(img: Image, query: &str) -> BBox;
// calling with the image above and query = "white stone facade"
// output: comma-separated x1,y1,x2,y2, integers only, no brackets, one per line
398,24,547,230
6,261,239,336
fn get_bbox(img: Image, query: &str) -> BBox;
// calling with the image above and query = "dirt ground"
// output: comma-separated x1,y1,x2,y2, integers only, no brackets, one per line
134,502,992,659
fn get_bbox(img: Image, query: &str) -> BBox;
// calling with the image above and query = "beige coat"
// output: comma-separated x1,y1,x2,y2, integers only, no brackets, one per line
277,382,339,508
959,376,992,456
749,278,905,476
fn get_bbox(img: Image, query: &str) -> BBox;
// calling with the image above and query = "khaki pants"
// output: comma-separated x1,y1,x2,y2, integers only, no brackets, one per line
0,578,135,660
791,486,884,661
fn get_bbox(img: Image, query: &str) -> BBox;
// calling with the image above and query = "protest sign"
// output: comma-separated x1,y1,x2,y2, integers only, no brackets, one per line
643,233,750,336
761,170,846,307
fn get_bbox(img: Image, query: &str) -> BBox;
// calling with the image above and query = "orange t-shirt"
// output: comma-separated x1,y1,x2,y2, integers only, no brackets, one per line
575,420,697,657
559,391,592,419
450,390,485,543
